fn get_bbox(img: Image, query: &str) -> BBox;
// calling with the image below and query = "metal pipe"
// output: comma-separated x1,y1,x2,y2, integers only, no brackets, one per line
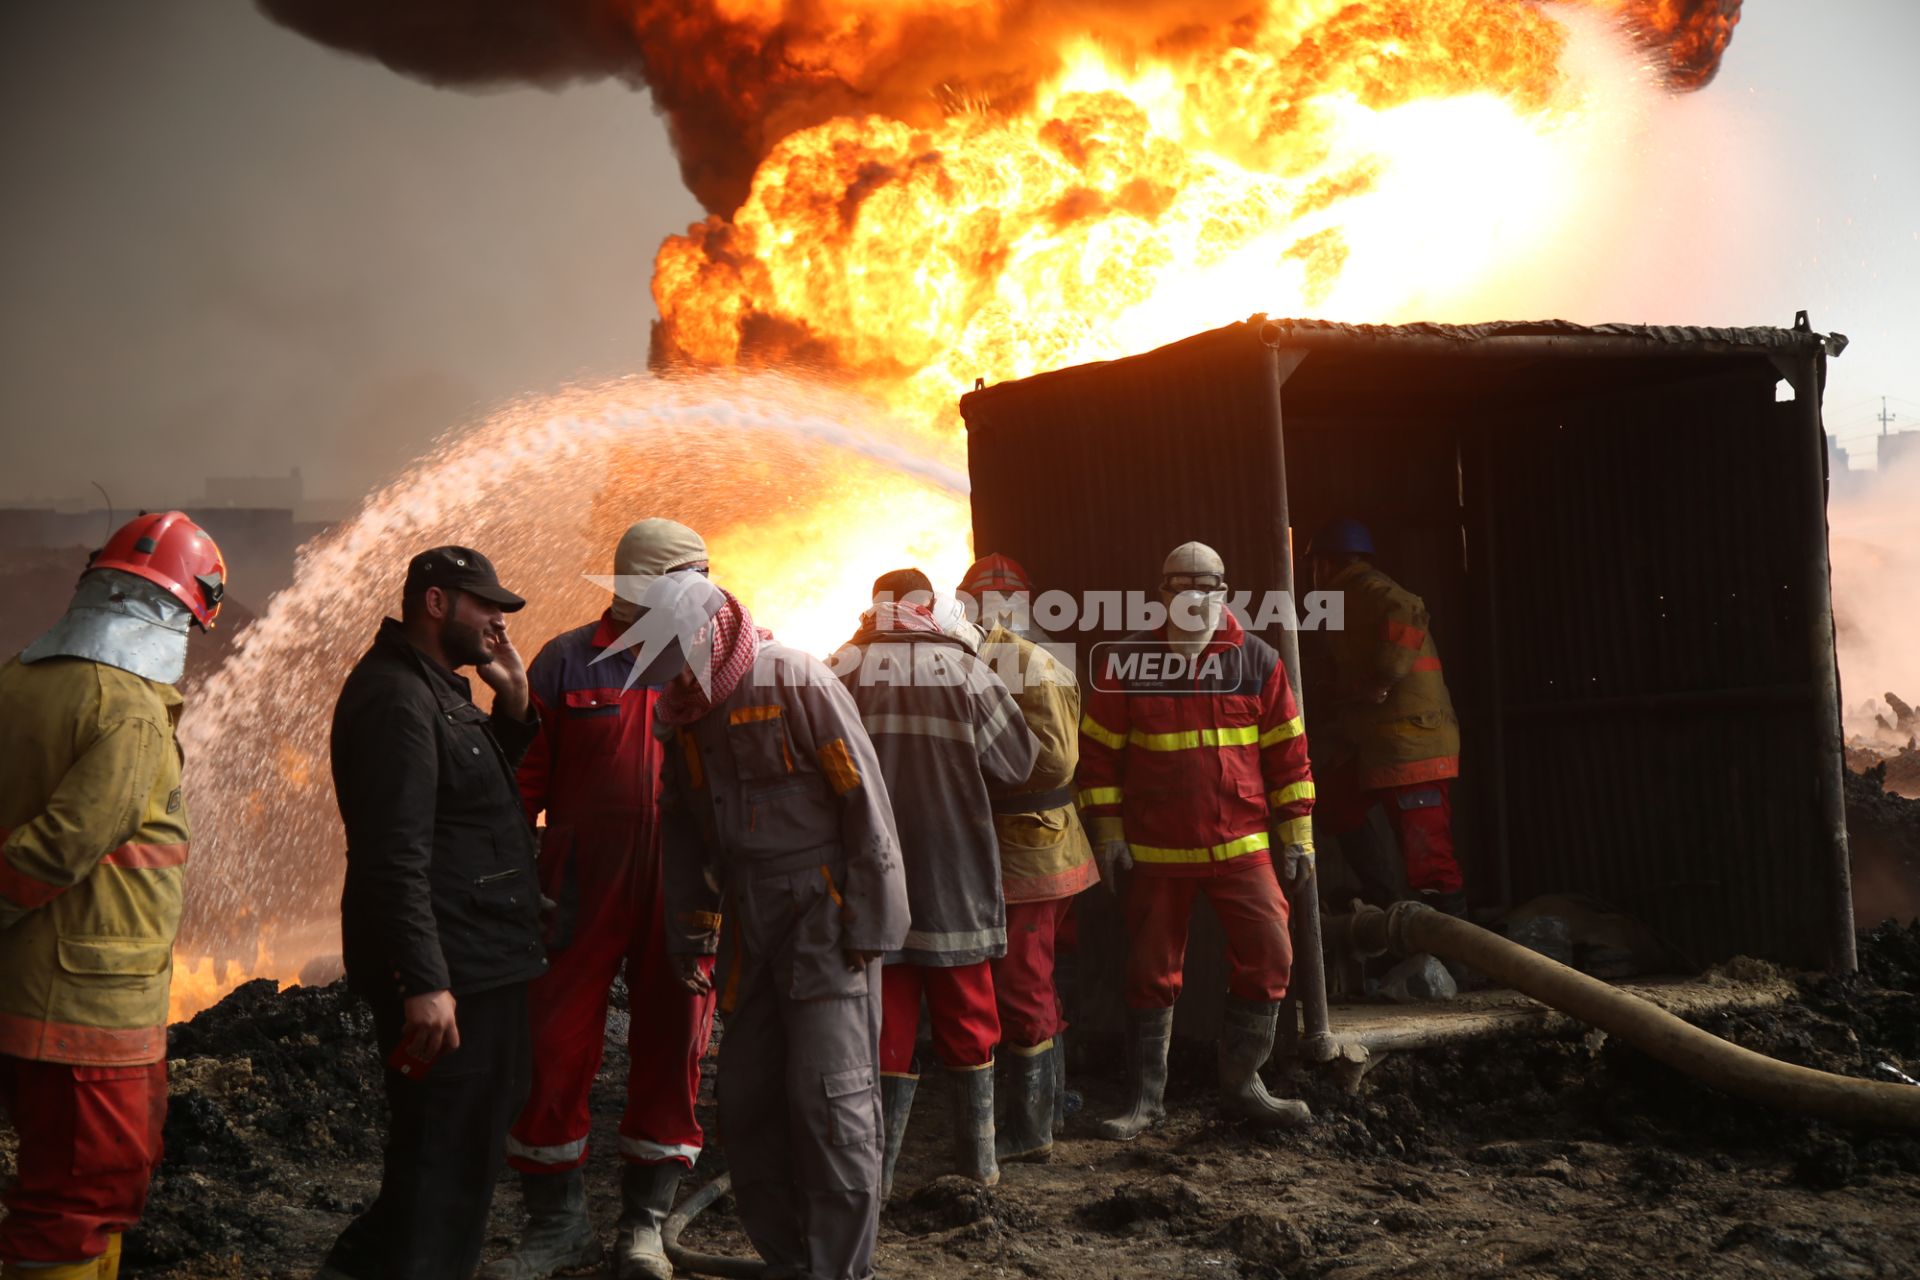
1262,343,1333,1061
1349,901,1919,1129
1796,349,1857,972
664,1172,767,1279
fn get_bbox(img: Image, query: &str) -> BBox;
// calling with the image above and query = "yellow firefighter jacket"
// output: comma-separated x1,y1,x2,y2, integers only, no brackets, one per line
0,656,189,1065
978,626,1096,903
1322,561,1460,790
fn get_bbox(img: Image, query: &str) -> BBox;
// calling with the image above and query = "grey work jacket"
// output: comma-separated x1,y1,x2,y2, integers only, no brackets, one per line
833,632,1037,966
659,642,908,1000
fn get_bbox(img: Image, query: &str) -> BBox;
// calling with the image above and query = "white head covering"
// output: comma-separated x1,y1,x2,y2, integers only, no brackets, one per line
607,519,708,622
22,569,195,684
930,591,984,653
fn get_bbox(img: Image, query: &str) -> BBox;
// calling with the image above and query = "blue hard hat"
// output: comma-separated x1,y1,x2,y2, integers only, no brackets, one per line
1308,517,1375,558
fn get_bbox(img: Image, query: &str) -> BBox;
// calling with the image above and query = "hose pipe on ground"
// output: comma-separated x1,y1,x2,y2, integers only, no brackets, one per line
1348,900,1920,1131
664,1172,767,1279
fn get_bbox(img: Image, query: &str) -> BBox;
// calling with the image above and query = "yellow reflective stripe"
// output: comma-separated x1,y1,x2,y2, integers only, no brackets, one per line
729,704,783,725
1129,831,1271,864
1259,716,1305,747
1268,780,1315,809
1127,724,1261,752
1081,713,1127,750
1276,817,1315,850
1077,786,1124,809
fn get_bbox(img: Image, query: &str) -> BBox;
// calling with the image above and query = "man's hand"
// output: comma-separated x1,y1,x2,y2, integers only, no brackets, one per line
401,989,460,1061
1279,843,1315,889
1096,838,1134,893
477,623,531,720
844,948,882,973
670,953,714,995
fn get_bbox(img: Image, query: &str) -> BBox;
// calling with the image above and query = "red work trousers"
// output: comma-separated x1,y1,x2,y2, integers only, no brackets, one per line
506,873,716,1172
0,1056,166,1263
1322,773,1464,896
991,896,1074,1047
1122,861,1293,1009
879,961,999,1075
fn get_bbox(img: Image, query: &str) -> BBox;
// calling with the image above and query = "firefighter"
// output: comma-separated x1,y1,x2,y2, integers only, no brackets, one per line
959,552,1054,642
0,512,227,1280
486,520,717,1280
654,573,908,1280
832,586,1037,1196
1306,518,1466,915
957,557,1097,1164
1078,542,1315,1141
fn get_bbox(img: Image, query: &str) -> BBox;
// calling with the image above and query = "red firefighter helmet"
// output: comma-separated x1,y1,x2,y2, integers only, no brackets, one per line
89,511,228,629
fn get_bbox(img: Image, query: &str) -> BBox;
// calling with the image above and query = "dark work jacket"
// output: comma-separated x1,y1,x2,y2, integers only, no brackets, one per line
332,618,547,1000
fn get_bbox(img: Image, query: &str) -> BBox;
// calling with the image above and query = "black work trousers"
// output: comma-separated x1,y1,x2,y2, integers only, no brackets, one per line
323,981,531,1280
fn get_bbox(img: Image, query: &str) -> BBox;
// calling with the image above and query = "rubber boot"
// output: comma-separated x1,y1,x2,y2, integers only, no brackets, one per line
951,1065,1000,1186
1092,1007,1173,1141
1054,1029,1081,1124
99,1235,121,1280
880,1072,918,1201
476,1167,600,1279
1217,996,1312,1128
1419,888,1468,919
995,1041,1056,1163
613,1161,680,1280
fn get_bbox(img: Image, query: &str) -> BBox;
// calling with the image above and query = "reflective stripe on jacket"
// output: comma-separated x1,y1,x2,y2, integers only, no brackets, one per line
0,656,188,1065
1321,562,1460,789
1074,612,1314,878
977,626,1095,903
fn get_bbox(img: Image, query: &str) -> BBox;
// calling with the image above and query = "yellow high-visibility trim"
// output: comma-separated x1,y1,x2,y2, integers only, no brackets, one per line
1077,786,1124,809
1276,817,1315,849
1081,713,1127,750
729,704,783,725
1129,831,1271,864
1268,780,1315,808
1259,716,1305,747
818,738,861,795
1127,724,1260,752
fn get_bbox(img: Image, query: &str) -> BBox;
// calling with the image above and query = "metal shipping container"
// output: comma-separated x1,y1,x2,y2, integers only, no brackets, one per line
960,315,1853,1050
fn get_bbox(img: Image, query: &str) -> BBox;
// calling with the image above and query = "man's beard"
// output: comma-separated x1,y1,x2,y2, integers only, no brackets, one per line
441,614,493,668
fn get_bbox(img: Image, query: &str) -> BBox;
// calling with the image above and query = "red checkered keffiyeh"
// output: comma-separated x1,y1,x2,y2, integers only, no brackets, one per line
655,587,773,727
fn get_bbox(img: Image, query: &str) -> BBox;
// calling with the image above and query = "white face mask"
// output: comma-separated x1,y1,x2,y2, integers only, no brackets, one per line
1167,588,1224,636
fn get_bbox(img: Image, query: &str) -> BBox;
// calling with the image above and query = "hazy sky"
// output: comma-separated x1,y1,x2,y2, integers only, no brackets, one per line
1,2,1915,506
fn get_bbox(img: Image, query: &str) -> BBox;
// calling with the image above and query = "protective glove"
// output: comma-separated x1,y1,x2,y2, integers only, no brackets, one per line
1096,838,1134,892
1279,842,1315,889
669,952,714,995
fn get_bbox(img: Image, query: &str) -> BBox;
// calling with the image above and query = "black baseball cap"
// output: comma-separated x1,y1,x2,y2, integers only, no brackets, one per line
405,545,526,612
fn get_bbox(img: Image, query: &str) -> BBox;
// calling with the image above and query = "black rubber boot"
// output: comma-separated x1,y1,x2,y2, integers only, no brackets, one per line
1217,997,1312,1128
612,1161,680,1280
1053,1029,1082,1126
1092,1007,1173,1141
476,1168,600,1279
1419,888,1469,918
880,1073,918,1201
952,1065,1000,1185
995,1042,1056,1163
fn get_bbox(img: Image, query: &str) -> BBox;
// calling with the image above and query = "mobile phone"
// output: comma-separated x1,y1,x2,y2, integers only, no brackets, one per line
387,1040,441,1079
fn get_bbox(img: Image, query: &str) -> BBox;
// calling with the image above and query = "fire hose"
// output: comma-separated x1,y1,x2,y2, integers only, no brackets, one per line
664,1172,767,1279
1347,900,1920,1130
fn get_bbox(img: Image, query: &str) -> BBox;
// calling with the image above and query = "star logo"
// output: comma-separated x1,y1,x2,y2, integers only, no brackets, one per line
582,570,725,694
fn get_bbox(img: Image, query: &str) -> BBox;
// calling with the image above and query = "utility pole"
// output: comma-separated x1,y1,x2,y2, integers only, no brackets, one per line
1879,396,1898,435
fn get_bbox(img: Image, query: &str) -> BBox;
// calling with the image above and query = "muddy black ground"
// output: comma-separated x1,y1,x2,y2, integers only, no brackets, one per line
3,918,1910,1278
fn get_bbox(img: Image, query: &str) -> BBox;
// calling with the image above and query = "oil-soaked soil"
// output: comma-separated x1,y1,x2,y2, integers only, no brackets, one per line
2,922,1910,1278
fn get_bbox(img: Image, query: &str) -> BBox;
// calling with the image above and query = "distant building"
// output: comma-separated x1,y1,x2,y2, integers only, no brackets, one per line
203,467,302,511
1878,430,1920,479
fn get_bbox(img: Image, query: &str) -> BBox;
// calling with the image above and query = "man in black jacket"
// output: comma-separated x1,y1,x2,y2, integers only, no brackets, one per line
318,546,547,1280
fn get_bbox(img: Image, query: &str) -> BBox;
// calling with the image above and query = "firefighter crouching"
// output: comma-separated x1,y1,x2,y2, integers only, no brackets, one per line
1306,519,1466,916
655,573,908,1280
487,520,718,1280
0,513,228,1280
1077,542,1315,1141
